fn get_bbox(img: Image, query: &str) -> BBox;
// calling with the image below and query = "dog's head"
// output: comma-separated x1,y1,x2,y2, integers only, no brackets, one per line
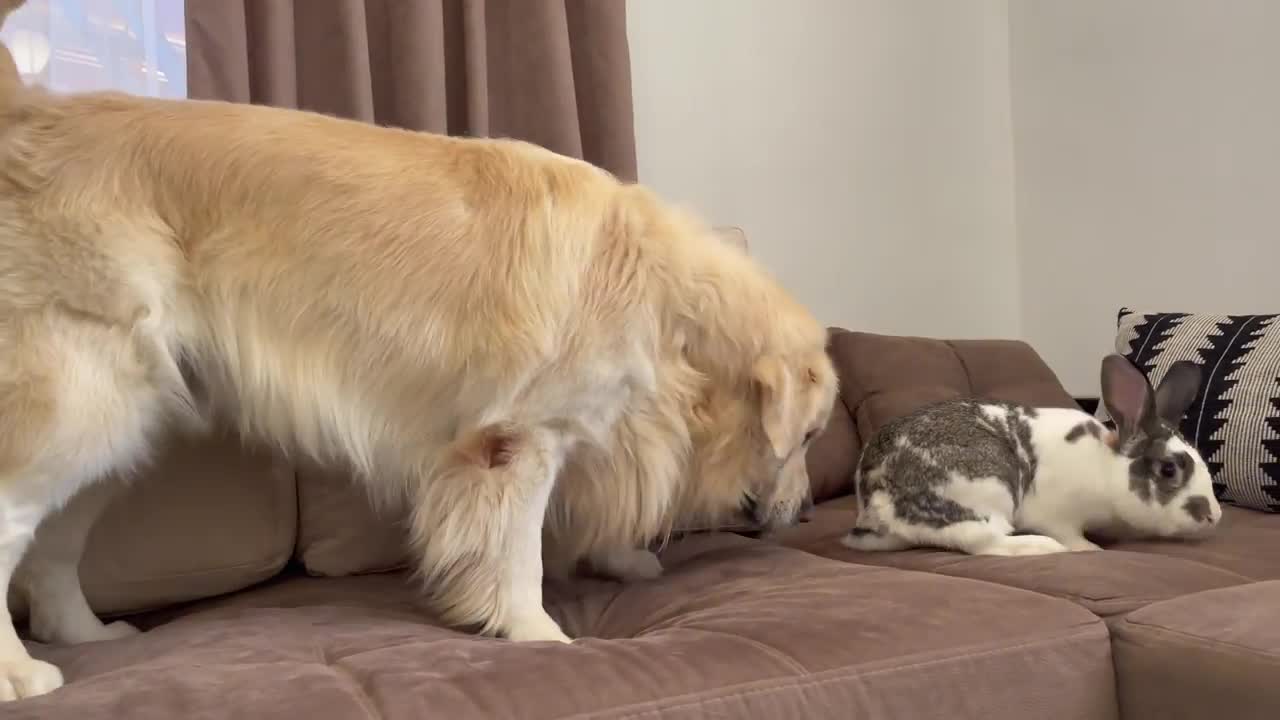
681,346,838,533
614,196,839,535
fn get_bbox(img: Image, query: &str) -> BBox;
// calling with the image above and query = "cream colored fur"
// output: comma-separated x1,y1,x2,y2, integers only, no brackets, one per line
0,1,836,701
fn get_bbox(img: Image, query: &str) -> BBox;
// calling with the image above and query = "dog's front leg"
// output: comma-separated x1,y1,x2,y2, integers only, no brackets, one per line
17,479,140,645
411,422,571,643
0,490,63,700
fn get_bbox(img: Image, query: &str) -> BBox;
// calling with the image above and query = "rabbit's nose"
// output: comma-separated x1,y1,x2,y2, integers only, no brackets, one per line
1183,496,1216,524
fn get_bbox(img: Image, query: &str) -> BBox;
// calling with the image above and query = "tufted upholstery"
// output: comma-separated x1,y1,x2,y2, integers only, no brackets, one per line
777,330,1280,719
20,534,1115,720
787,330,1280,618
19,327,1278,719
1111,581,1280,720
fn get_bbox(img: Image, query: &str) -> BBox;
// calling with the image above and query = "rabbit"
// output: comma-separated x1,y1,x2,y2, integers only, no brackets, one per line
841,353,1222,556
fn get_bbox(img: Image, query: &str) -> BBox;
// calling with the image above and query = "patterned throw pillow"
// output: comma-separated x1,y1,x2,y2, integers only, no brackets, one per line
1099,308,1280,513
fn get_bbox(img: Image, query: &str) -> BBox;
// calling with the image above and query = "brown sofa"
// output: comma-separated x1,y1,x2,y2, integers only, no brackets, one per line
9,329,1279,720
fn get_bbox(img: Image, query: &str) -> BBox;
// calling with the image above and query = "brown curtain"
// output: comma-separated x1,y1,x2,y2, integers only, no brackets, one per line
184,0,637,181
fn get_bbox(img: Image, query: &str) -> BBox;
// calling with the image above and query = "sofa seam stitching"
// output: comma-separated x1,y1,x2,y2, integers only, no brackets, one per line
1115,619,1280,660
833,390,859,495
655,627,809,675
945,340,976,396
322,648,385,720
622,626,1107,718
564,624,1109,720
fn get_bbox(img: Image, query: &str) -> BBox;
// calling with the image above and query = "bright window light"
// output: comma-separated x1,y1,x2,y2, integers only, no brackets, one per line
0,0,185,99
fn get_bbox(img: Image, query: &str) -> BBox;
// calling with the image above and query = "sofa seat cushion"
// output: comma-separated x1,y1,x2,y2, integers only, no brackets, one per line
1112,581,1280,720
779,500,1263,618
19,535,1115,720
1103,505,1280,580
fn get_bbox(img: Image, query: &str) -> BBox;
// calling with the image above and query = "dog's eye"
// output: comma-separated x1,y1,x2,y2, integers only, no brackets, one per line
803,429,817,445
1158,461,1178,479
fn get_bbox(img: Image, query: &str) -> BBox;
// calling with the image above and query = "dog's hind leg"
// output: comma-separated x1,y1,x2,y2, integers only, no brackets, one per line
16,478,140,645
411,422,572,643
589,547,664,582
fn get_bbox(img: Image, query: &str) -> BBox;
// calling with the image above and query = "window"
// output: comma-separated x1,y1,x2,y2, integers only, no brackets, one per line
0,0,185,99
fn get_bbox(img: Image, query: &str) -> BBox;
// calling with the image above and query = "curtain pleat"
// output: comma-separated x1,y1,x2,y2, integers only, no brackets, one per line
184,0,637,180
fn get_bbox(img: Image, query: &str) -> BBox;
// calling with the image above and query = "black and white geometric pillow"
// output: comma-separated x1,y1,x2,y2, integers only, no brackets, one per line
1096,307,1280,513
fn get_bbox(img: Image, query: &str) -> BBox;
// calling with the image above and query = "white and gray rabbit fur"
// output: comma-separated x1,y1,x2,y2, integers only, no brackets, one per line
843,354,1221,556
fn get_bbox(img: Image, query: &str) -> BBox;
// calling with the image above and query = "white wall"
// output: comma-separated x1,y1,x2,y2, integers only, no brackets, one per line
1010,0,1280,394
630,1,1280,396
627,0,1020,340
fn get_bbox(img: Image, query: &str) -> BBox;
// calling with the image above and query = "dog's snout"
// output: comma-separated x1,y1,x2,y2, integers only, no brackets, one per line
743,493,812,530
798,494,815,523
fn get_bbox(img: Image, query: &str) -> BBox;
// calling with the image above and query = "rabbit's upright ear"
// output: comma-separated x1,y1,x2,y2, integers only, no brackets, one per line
1154,361,1202,425
1101,354,1157,441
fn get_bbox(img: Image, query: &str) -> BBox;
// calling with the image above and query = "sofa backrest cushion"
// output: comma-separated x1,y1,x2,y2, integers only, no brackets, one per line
295,457,409,577
804,329,862,502
830,330,1079,452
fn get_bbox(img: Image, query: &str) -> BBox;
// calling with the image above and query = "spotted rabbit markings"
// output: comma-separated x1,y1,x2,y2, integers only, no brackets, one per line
1064,421,1103,443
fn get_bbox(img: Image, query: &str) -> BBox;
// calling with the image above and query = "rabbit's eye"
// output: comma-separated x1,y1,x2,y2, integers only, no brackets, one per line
1158,461,1178,479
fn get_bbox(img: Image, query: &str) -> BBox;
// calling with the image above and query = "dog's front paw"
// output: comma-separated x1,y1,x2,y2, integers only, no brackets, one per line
96,620,142,642
0,656,63,701
504,612,572,644
595,548,664,582
29,615,141,646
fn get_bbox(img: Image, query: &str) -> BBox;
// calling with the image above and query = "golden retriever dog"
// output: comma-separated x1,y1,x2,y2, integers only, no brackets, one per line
0,0,835,701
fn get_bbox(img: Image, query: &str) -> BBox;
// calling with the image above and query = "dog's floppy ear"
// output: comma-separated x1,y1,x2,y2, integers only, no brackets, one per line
753,355,801,457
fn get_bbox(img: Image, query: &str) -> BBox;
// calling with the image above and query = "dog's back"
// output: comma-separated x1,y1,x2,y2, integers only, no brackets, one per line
0,75,639,461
